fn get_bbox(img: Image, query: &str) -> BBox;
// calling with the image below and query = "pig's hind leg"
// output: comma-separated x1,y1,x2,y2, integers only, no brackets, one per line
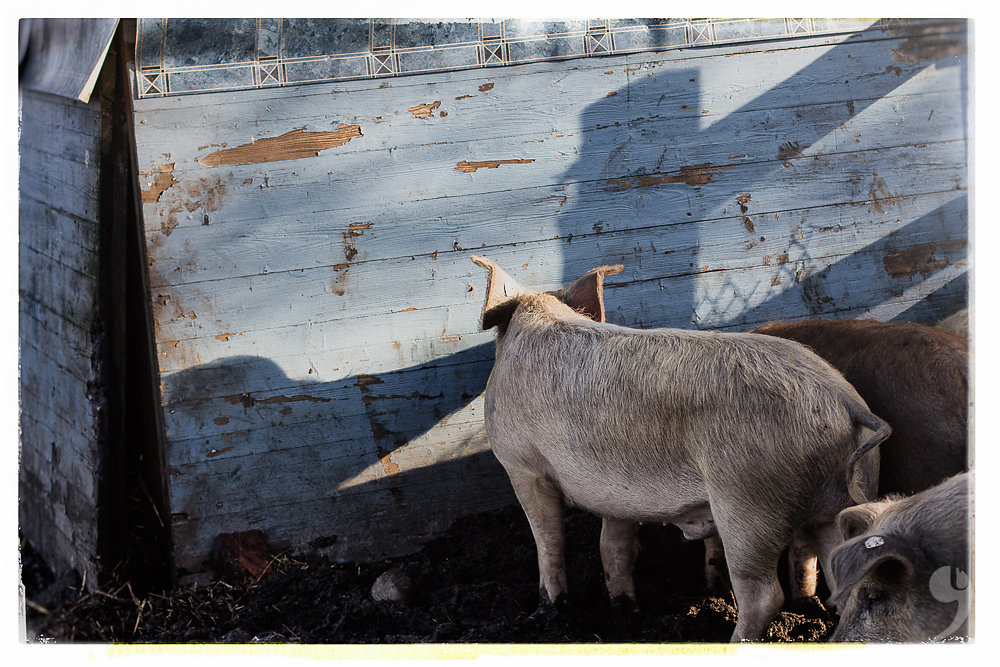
703,534,730,593
788,534,819,601
712,502,789,641
505,467,569,607
600,518,640,612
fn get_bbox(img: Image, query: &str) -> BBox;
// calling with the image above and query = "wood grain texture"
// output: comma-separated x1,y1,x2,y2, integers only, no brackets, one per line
18,87,106,587
133,21,970,573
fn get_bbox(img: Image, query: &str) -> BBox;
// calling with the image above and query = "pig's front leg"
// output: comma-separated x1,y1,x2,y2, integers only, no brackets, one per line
505,467,568,606
600,517,639,610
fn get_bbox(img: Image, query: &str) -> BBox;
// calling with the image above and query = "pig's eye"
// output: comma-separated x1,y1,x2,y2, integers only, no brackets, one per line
863,587,888,609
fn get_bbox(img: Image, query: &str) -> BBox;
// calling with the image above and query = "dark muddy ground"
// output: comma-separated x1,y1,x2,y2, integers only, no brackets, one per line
22,504,836,644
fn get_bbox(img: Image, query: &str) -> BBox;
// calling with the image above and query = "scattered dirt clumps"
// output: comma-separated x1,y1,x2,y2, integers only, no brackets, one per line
23,505,836,644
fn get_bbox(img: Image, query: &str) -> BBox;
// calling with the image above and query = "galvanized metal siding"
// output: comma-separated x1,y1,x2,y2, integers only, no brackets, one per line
18,87,105,586
133,21,968,573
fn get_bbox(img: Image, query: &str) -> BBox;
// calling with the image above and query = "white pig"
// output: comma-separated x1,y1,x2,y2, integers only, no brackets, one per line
472,256,889,641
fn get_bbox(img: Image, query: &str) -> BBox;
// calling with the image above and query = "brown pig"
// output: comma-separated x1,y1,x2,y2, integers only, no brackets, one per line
829,471,972,642
472,256,890,641
752,318,968,496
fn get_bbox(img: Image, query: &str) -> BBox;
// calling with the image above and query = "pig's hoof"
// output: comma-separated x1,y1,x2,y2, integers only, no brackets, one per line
609,594,640,618
527,591,567,622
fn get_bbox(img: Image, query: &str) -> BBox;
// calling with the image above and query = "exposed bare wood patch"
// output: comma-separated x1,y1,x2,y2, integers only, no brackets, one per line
778,141,803,164
347,222,373,236
259,394,332,405
735,193,754,231
883,240,967,279
454,159,535,173
891,27,967,63
868,172,903,213
198,126,362,167
378,448,400,476
479,83,494,92
215,332,245,342
141,163,177,203
408,101,441,118
355,374,384,390
605,163,732,191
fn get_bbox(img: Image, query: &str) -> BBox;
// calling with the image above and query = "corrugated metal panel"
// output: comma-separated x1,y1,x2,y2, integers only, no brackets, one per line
133,19,969,574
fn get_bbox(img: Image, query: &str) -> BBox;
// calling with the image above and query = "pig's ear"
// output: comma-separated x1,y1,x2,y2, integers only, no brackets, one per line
471,255,525,330
828,534,924,606
836,503,882,541
560,264,623,322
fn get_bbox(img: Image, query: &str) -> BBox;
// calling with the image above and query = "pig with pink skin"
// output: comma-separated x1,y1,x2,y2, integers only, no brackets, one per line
472,256,890,641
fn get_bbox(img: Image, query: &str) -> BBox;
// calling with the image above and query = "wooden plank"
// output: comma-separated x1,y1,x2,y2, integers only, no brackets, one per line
18,86,103,139
19,409,99,500
19,358,100,443
19,243,99,329
19,468,97,578
167,416,491,522
161,358,491,454
19,317,95,387
19,294,93,358
19,197,101,273
18,157,101,224
140,87,967,289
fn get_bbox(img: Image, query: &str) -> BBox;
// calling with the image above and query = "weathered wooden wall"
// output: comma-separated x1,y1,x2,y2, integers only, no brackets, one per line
18,21,143,591
18,85,108,587
133,19,969,575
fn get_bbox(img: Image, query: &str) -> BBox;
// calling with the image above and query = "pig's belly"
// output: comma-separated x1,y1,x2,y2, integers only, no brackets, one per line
546,461,713,532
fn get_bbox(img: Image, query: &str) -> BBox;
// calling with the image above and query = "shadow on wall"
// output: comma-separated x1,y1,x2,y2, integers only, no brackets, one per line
162,346,510,567
552,23,967,331
162,23,969,569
